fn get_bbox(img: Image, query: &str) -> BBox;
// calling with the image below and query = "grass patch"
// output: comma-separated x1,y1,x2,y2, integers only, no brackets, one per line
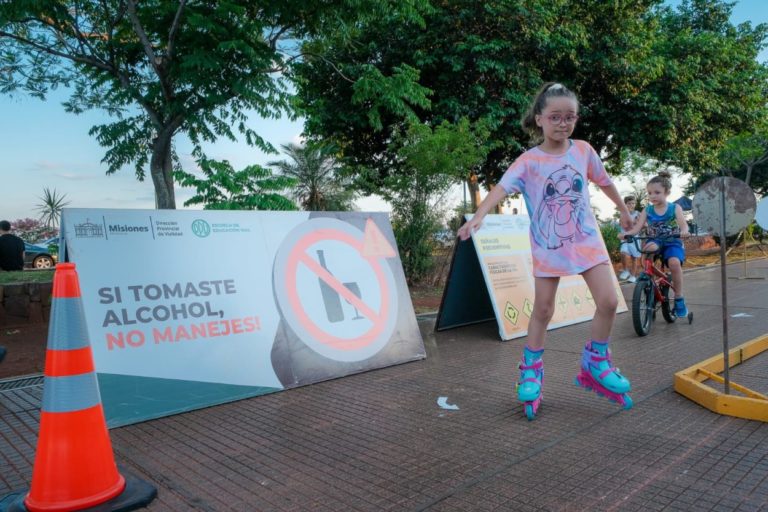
0,270,54,285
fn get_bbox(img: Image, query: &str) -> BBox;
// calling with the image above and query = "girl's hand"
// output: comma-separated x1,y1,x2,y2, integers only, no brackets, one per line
458,217,483,240
619,210,633,231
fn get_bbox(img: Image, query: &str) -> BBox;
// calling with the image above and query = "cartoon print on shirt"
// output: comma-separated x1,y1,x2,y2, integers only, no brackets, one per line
534,165,587,249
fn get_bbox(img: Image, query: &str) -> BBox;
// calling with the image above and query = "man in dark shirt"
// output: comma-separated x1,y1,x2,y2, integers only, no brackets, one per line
0,220,25,271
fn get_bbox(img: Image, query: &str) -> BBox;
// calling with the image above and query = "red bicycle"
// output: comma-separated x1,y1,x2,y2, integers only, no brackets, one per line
623,234,694,336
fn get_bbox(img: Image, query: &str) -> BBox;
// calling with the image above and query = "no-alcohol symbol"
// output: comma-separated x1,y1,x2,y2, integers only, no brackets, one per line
273,217,399,362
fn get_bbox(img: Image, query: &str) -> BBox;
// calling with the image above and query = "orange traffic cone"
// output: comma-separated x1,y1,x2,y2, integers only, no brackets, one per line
2,263,156,512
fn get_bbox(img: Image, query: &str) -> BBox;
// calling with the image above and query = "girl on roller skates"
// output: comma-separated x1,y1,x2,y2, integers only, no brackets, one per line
457,82,634,419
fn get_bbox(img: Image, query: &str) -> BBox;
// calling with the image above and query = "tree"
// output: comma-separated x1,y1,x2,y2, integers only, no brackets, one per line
718,118,768,187
637,1,768,176
686,117,768,197
385,118,488,283
296,0,768,195
176,158,297,211
0,0,423,208
35,187,70,228
268,143,357,211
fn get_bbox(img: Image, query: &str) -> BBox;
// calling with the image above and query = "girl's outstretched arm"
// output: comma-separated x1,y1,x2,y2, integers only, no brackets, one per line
457,185,508,240
599,183,633,230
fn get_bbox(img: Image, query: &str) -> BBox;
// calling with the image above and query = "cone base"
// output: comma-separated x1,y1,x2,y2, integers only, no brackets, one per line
1,470,156,512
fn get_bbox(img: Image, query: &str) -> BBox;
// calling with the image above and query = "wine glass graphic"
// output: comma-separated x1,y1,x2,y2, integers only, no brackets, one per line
342,282,364,320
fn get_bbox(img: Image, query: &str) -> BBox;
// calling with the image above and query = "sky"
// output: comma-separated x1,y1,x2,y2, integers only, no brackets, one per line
1,0,766,226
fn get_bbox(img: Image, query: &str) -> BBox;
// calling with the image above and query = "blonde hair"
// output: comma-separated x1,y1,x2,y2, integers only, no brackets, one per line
521,82,579,142
648,170,673,193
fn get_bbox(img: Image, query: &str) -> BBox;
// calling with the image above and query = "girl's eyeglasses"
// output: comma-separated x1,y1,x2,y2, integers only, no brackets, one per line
545,114,579,125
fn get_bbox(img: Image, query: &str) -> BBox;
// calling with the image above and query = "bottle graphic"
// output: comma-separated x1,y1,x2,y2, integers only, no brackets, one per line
317,250,344,323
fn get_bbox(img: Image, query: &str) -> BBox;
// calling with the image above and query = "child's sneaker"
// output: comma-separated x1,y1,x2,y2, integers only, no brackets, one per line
618,270,630,280
627,275,637,283
674,297,688,317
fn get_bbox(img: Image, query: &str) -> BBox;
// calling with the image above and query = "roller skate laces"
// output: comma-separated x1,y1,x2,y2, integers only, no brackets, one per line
516,357,543,420
574,342,633,410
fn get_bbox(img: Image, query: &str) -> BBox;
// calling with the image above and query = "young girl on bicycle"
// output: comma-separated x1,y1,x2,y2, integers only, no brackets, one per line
458,82,635,418
622,171,690,317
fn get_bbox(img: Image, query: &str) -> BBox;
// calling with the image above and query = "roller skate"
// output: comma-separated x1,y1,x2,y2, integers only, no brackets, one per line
574,341,633,409
516,346,543,420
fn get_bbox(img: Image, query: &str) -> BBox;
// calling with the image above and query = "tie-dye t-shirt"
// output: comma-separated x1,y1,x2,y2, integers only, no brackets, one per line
498,140,613,277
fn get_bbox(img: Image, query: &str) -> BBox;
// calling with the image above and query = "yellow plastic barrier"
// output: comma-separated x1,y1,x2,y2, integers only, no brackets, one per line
674,335,768,422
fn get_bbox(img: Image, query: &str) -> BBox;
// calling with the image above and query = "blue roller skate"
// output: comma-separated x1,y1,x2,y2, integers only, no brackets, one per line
574,341,633,409
516,346,544,420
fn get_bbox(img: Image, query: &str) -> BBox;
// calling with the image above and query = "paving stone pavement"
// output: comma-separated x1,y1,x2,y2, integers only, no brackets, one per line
1,260,767,511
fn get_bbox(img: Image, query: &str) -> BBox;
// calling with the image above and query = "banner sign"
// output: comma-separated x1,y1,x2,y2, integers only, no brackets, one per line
437,214,627,340
60,209,425,427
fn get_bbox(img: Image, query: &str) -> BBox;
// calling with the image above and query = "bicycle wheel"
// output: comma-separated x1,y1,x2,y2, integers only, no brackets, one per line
660,282,677,323
632,276,654,336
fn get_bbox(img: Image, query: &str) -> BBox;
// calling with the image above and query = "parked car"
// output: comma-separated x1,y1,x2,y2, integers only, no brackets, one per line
24,242,56,269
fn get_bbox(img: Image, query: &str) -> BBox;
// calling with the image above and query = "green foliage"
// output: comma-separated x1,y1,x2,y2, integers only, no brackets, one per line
296,0,768,189
0,0,421,208
176,158,297,211
385,119,488,283
268,143,357,211
600,222,622,263
35,188,70,228
639,1,768,175
392,201,440,285
717,117,768,188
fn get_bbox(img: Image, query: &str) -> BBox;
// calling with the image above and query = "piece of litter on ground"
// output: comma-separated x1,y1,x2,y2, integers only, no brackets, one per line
5,330,20,335
730,313,753,318
437,396,459,410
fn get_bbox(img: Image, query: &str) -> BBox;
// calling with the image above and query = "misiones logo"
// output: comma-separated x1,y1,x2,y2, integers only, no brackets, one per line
191,219,211,238
74,220,104,238
108,224,149,234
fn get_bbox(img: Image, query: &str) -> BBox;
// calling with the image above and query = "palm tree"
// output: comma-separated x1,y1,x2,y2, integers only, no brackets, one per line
35,188,70,228
268,143,357,211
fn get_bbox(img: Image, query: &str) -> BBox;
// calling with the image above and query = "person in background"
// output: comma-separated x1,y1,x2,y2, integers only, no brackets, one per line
0,219,21,363
0,220,25,271
618,196,641,283
621,171,690,317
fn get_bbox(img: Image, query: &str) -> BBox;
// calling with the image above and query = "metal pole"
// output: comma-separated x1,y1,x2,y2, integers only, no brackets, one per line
719,177,730,394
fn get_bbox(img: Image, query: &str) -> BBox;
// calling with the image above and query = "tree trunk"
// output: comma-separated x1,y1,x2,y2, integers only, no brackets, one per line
467,172,481,210
151,130,177,209
745,164,753,187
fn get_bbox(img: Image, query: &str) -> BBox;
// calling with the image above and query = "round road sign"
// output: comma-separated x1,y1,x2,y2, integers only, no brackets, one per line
692,177,755,237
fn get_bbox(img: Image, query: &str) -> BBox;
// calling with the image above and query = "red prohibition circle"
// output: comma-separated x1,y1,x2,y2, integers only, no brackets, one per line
284,228,391,350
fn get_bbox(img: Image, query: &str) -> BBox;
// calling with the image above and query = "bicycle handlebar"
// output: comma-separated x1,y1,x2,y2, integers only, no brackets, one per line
622,234,681,242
